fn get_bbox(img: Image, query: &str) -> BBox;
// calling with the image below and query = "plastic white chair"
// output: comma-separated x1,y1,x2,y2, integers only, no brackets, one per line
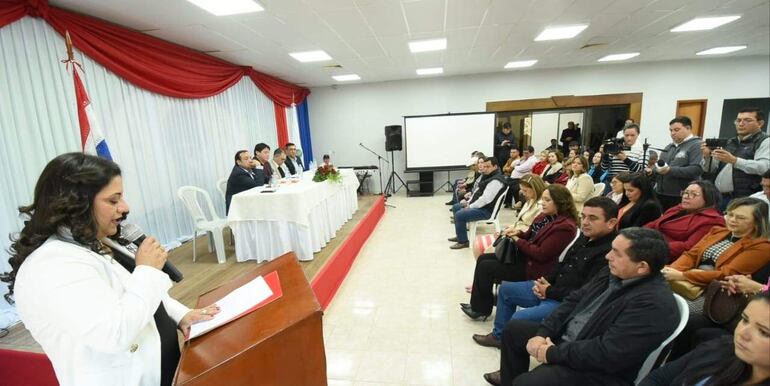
634,294,690,384
592,183,605,198
469,187,509,243
177,186,228,264
216,177,227,200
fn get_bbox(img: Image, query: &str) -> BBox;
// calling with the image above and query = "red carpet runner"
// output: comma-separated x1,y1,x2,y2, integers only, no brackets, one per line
311,195,385,310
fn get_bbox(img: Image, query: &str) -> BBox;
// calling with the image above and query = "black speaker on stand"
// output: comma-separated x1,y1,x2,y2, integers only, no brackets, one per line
384,125,407,197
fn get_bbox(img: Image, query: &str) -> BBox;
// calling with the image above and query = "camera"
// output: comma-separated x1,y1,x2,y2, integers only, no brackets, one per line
705,138,728,150
603,138,630,155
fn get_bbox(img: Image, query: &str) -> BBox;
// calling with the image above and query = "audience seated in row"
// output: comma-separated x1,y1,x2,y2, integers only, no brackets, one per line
484,228,679,386
540,151,565,185
462,184,578,320
471,196,618,349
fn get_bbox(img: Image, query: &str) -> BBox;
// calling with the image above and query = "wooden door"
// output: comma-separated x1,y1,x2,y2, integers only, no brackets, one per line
676,100,707,137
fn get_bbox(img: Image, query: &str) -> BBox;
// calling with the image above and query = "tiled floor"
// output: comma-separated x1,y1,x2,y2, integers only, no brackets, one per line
324,193,517,386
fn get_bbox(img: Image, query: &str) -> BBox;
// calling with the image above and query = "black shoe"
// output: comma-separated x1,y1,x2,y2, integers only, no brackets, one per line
445,200,454,205
447,236,458,242
473,333,501,348
461,306,490,321
460,302,471,309
450,242,469,250
483,371,501,386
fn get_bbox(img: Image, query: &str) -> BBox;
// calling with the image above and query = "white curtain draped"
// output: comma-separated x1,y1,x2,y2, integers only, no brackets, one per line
0,17,279,274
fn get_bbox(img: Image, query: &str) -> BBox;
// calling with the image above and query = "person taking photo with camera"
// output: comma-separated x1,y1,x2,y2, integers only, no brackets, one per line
701,107,769,210
600,124,645,185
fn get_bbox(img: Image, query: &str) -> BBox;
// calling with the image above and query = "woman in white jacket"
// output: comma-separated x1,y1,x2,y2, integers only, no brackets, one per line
566,156,596,212
8,153,219,386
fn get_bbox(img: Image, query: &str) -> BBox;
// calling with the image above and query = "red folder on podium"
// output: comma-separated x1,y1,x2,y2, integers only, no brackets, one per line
188,271,283,340
175,253,327,385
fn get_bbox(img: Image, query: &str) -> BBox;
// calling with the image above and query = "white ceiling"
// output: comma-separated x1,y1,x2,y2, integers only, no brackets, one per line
50,0,770,87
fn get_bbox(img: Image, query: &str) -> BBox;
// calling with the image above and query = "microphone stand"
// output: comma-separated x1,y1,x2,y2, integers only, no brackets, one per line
359,143,394,207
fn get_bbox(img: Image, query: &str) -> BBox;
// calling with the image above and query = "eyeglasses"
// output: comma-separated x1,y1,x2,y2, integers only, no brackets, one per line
680,190,701,198
724,212,751,222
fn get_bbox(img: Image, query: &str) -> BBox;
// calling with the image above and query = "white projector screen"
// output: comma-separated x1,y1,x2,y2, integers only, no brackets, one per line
404,113,495,171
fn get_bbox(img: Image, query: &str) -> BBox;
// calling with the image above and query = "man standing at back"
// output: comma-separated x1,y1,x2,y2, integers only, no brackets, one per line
487,228,678,386
654,116,703,211
284,142,304,176
225,150,264,214
701,107,769,209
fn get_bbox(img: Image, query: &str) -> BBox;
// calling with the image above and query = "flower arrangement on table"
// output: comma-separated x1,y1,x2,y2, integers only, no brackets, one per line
312,164,342,183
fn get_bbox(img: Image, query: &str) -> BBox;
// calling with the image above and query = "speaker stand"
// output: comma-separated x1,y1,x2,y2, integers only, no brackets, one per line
384,150,407,199
433,170,453,194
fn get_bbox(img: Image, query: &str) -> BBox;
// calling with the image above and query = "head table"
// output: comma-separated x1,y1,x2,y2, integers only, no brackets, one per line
227,168,360,262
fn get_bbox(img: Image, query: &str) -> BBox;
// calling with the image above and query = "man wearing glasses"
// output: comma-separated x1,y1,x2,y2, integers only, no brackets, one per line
701,107,770,210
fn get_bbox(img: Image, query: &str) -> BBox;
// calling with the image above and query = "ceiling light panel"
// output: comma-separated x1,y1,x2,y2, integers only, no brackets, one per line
186,0,263,16
696,45,747,55
289,50,332,63
409,38,447,53
416,67,443,75
534,25,588,41
504,60,538,69
671,16,741,32
332,74,361,81
598,53,640,62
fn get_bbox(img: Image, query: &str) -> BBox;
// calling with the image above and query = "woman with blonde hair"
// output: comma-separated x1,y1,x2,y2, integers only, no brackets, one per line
566,156,595,212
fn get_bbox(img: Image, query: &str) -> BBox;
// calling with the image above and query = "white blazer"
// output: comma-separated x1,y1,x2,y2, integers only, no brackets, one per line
14,237,189,386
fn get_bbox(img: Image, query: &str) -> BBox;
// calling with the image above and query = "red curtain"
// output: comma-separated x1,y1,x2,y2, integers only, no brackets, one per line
0,0,26,25
0,0,309,105
274,102,289,147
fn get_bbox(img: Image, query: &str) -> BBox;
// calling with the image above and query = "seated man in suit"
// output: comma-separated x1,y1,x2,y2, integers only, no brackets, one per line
270,148,289,179
484,227,679,386
225,150,264,214
284,142,304,175
254,143,272,184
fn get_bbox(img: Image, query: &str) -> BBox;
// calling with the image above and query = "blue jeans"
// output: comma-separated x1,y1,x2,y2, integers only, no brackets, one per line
492,280,561,339
453,206,491,243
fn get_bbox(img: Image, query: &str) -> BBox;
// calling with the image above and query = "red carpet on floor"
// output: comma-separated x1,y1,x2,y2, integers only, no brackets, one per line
311,195,385,310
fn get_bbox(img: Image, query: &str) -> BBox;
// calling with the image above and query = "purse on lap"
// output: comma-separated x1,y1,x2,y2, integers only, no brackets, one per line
493,235,520,265
703,281,750,329
668,279,705,301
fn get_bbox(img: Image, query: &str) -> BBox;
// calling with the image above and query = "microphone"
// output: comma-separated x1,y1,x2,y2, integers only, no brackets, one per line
121,223,184,283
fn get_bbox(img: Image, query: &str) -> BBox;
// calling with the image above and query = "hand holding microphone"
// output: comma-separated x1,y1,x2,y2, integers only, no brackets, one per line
135,236,167,271
122,223,184,282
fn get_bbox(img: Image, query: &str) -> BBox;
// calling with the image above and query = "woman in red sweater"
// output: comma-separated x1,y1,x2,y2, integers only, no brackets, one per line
645,180,725,263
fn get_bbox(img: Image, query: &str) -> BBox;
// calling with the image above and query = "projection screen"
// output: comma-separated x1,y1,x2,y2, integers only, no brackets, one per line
404,112,495,171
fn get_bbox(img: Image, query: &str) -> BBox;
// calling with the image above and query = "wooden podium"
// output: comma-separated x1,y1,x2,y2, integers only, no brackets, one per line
174,253,327,385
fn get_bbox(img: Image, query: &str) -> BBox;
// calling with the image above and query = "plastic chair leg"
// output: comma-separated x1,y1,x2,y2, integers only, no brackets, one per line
211,228,227,264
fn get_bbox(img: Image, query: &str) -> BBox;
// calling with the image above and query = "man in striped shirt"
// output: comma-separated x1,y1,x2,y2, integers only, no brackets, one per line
600,124,645,183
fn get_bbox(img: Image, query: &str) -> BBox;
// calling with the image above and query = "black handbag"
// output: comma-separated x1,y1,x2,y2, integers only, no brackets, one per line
493,235,519,265
703,281,750,330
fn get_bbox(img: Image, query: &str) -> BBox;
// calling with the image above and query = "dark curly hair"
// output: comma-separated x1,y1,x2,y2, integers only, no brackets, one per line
5,153,123,295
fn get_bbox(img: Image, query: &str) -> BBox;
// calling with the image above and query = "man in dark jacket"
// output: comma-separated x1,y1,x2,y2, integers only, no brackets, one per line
484,227,679,386
472,197,619,348
225,150,264,214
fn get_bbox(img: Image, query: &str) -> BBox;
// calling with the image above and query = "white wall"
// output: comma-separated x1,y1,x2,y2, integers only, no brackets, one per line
308,56,770,192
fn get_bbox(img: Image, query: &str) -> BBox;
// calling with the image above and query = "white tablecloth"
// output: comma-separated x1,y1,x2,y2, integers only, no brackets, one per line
227,169,359,262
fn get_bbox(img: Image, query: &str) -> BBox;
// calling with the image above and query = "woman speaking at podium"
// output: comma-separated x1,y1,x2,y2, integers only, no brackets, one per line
7,153,219,386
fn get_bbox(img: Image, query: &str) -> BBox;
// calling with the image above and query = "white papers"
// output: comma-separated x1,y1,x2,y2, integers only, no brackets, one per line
188,275,274,339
